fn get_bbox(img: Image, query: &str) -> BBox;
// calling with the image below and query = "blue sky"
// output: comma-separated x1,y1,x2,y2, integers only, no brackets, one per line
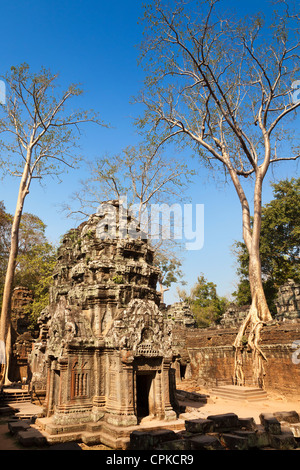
0,0,299,304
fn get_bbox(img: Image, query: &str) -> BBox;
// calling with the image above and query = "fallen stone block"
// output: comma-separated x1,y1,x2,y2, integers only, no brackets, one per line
8,420,30,435
176,430,193,439
259,413,281,435
17,428,48,448
273,411,300,424
185,418,214,434
254,425,270,448
130,429,176,450
220,433,249,450
49,441,82,450
156,439,191,451
206,413,239,432
130,431,152,450
233,430,258,448
176,390,208,402
0,406,15,416
151,429,177,447
269,432,297,450
238,417,256,430
284,423,300,438
189,434,224,450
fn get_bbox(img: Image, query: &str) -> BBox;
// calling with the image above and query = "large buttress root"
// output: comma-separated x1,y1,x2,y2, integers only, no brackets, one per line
233,292,271,388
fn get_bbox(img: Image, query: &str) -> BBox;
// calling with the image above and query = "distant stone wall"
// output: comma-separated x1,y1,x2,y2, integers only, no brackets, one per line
218,280,300,328
219,304,249,328
175,323,300,397
275,279,300,322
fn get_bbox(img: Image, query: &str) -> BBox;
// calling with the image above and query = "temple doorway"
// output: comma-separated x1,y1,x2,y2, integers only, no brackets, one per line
136,371,156,420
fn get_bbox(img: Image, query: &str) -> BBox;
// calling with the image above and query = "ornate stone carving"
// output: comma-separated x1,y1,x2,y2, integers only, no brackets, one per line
104,298,173,358
32,202,178,442
46,298,95,360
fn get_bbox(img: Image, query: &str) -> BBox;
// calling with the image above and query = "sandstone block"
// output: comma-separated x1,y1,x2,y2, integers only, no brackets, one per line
206,413,239,432
220,433,249,450
185,418,214,434
130,430,154,450
273,410,300,423
17,428,48,447
130,429,176,450
233,430,258,448
189,434,224,450
8,420,30,435
269,432,297,450
259,413,281,434
238,417,256,430
255,425,270,448
284,423,300,438
156,439,191,451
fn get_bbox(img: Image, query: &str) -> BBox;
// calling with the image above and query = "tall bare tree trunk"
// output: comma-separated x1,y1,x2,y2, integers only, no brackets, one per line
233,175,273,387
0,64,101,385
0,161,30,385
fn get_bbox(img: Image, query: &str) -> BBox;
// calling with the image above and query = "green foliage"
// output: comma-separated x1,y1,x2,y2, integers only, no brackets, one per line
155,254,185,289
233,178,300,312
112,274,124,284
184,274,229,328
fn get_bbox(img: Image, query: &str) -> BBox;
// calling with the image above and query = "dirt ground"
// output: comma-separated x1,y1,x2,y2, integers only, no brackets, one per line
0,386,299,450
176,380,300,425
0,420,25,450
178,391,300,423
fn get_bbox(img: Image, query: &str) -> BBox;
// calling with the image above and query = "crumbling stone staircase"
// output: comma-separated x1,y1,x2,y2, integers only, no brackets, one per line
211,385,268,401
1,389,31,404
0,387,43,420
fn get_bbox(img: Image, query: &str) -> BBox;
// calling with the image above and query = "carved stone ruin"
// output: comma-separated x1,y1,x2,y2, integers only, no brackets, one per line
219,303,249,328
33,201,178,448
9,287,35,384
165,301,197,328
275,279,300,322
11,286,33,335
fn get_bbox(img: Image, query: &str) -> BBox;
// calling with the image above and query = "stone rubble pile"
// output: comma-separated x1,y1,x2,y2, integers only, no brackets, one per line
130,411,300,450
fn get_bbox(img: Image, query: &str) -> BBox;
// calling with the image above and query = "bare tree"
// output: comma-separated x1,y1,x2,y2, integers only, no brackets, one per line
137,0,300,386
0,64,102,384
66,143,192,221
65,142,193,301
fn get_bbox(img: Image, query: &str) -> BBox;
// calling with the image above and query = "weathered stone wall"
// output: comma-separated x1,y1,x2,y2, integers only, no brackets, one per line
9,287,35,383
174,323,300,397
275,279,300,322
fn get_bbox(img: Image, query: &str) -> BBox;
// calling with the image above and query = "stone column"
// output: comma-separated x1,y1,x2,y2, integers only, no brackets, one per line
91,345,105,422
46,359,57,417
154,369,164,420
105,350,137,426
162,358,177,421
121,358,138,425
44,358,52,417
57,356,68,406
52,356,69,424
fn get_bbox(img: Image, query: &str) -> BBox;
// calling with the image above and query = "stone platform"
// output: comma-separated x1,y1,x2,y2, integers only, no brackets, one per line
211,385,268,401
0,387,43,419
34,416,186,449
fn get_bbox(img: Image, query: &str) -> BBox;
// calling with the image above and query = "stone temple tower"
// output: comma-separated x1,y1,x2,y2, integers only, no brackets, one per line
34,201,178,448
